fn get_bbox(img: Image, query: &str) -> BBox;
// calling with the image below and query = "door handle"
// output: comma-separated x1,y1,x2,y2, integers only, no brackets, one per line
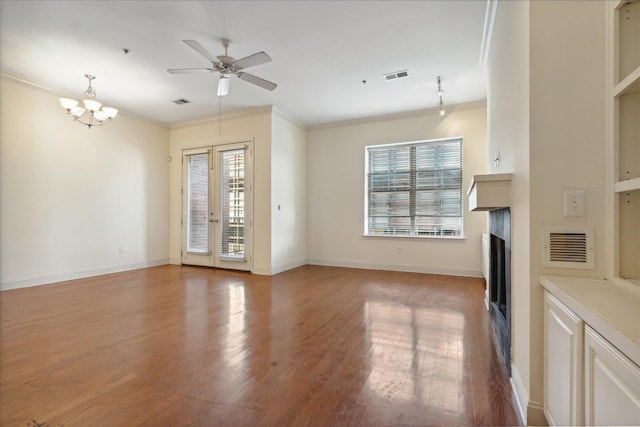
209,219,219,223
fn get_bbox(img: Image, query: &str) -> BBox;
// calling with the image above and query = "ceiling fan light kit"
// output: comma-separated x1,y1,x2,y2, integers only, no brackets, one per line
59,74,118,129
168,39,277,97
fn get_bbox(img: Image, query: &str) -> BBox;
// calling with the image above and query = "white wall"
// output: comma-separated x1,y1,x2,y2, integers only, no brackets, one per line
488,1,606,423
271,110,307,274
0,75,170,290
307,103,488,277
487,1,532,421
529,0,606,416
168,108,273,274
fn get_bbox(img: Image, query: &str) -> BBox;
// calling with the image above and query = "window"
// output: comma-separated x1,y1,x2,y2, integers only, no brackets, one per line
365,138,463,237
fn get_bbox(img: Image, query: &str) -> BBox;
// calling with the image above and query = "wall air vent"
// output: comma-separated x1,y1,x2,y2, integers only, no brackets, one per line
172,98,191,105
543,227,594,269
383,70,409,81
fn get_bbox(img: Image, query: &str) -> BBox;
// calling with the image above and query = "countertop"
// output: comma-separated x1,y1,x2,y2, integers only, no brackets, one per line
540,275,640,366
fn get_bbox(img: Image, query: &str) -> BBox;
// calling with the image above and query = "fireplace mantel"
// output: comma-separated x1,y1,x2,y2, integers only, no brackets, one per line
467,173,513,211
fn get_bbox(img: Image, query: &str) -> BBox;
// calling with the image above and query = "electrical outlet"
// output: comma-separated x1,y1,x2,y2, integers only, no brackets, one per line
118,244,125,253
397,247,402,255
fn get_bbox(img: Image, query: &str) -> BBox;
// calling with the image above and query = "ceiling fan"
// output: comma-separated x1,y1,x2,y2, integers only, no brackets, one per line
168,39,277,96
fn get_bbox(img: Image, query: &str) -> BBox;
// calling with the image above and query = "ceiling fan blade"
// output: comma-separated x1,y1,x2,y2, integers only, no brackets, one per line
183,40,220,64
167,68,213,74
217,75,230,97
233,52,272,70
237,72,277,91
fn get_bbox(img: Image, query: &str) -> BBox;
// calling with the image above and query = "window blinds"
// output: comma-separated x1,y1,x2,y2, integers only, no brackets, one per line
186,153,210,253
219,148,245,258
366,138,463,237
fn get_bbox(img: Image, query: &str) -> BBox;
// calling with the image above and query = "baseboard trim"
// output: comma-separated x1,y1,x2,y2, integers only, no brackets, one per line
306,258,483,278
510,363,528,425
527,401,547,426
270,259,307,276
0,259,170,291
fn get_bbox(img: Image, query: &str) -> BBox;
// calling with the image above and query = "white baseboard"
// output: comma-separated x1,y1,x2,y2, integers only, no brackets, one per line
269,259,307,275
250,268,272,276
510,363,529,425
0,259,169,291
527,401,548,426
306,258,483,278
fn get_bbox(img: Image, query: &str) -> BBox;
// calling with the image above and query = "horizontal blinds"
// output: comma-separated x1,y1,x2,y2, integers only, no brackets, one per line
187,153,210,253
219,149,245,258
367,139,462,237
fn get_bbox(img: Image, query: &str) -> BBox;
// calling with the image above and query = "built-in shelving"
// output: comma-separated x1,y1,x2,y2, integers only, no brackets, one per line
614,65,640,96
614,176,640,192
610,0,640,283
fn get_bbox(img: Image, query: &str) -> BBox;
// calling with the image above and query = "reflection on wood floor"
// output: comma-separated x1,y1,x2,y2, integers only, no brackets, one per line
1,265,522,426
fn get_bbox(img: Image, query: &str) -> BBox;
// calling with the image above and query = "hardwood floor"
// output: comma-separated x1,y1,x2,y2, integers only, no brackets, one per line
0,265,522,426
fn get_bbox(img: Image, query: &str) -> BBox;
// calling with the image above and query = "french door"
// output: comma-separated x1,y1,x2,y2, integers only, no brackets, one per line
181,142,252,271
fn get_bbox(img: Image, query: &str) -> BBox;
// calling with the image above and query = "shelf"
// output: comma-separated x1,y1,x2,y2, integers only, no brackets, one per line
467,173,513,211
615,177,640,192
615,0,640,9
614,65,640,96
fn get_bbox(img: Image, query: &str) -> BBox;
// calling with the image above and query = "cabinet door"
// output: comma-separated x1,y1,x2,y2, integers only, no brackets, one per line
544,292,583,426
585,325,640,426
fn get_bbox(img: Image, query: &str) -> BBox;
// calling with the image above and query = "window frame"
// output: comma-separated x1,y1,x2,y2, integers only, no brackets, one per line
363,137,465,239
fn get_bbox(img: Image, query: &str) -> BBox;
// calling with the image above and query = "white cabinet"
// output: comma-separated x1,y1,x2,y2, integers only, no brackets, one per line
544,292,584,426
584,325,640,426
543,288,640,426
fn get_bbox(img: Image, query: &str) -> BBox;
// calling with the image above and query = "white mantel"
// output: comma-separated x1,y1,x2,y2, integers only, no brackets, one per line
467,173,513,211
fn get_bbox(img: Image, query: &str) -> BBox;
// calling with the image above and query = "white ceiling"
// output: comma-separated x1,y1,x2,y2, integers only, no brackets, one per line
0,1,489,126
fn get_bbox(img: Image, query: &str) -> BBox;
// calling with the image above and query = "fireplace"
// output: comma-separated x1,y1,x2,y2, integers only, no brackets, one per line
489,208,511,376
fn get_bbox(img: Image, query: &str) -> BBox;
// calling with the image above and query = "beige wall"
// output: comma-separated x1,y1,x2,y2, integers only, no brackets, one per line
271,110,307,274
0,75,170,290
487,0,532,420
307,103,488,276
488,1,606,423
529,0,606,414
168,108,273,274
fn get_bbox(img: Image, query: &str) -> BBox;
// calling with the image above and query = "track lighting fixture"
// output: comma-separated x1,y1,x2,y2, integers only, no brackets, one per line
437,76,445,116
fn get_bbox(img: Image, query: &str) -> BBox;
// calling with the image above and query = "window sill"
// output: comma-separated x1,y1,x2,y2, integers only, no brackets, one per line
362,234,466,241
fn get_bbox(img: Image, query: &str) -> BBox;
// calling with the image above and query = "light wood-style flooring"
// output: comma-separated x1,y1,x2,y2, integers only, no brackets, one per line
1,265,522,426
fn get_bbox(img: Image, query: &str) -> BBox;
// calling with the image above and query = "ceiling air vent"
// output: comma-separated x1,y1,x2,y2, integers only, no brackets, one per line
172,98,191,105
383,70,409,81
542,227,594,269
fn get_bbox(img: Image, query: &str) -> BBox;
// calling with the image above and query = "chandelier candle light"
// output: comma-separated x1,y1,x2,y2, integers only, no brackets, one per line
59,74,118,128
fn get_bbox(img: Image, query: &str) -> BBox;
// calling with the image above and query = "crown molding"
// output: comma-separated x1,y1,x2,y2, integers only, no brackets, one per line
1,72,169,129
479,0,499,67
168,105,274,130
307,100,487,131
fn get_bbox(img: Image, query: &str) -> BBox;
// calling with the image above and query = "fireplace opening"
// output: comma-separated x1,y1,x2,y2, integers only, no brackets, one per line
491,235,507,318
489,209,511,376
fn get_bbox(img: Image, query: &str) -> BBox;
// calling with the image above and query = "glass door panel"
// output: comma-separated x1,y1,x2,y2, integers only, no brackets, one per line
182,148,214,267
215,143,252,271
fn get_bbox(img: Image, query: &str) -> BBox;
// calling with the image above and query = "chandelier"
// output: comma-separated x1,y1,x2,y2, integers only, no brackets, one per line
59,74,118,128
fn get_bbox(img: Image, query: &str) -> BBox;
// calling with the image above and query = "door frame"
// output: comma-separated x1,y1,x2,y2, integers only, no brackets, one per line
180,140,253,271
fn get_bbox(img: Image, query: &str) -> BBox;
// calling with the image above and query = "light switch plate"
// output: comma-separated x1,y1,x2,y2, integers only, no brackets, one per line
564,190,585,217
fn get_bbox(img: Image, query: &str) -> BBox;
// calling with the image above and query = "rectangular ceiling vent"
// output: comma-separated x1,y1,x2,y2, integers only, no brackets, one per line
383,70,409,81
172,98,191,105
542,227,594,269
